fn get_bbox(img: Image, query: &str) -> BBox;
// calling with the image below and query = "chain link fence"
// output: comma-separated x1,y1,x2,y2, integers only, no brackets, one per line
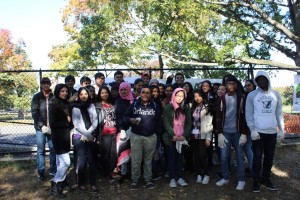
0,68,299,158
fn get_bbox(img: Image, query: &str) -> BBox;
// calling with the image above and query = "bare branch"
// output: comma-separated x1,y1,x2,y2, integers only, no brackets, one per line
229,57,300,69
160,53,219,66
246,1,300,44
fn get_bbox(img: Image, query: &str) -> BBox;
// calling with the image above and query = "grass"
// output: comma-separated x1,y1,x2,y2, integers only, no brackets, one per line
0,145,300,199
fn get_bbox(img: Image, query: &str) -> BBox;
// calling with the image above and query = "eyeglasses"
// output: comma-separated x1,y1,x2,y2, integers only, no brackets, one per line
141,91,150,94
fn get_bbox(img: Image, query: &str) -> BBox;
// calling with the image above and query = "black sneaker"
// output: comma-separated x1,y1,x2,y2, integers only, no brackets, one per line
38,175,45,181
252,182,260,193
144,181,155,190
152,174,161,181
261,179,278,191
131,182,139,191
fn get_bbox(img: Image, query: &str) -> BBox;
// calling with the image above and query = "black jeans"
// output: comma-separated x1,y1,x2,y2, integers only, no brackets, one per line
190,139,209,176
100,134,117,176
252,133,277,180
73,138,98,186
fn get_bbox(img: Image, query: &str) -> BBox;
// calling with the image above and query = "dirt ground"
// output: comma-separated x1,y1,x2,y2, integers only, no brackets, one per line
0,144,299,200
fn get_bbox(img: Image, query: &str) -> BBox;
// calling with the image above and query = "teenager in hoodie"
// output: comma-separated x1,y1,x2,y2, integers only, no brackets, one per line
124,85,162,190
163,88,192,188
245,71,284,193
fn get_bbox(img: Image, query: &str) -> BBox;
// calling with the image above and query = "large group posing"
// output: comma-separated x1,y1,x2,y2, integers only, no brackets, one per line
31,70,284,198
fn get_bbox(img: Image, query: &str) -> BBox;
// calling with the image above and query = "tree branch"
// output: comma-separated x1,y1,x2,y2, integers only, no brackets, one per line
160,53,219,66
246,0,300,44
229,57,300,69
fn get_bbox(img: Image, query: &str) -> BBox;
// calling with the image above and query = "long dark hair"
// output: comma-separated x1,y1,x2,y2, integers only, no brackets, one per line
54,83,70,101
97,86,113,104
191,89,213,116
52,84,70,117
183,81,194,104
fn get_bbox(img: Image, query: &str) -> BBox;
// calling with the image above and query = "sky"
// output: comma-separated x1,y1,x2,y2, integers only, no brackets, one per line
0,0,68,69
0,0,296,86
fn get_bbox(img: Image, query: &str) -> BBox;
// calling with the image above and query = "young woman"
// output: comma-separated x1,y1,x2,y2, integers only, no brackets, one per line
190,90,213,185
115,82,134,183
217,84,227,97
200,80,215,168
95,86,118,182
150,85,163,179
71,87,98,191
163,88,191,188
243,79,256,175
85,85,97,103
48,84,71,197
183,82,194,107
161,84,174,111
158,83,165,101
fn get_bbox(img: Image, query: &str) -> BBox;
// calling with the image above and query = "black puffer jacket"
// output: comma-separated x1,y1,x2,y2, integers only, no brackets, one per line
31,91,54,131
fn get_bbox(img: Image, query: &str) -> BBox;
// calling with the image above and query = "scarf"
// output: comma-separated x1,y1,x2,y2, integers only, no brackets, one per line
71,99,92,130
119,82,134,104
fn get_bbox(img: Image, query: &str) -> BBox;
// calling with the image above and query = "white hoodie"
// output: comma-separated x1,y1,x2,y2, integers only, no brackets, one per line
245,71,284,134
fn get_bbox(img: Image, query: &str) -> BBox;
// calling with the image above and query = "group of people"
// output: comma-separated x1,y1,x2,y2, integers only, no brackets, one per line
31,70,284,197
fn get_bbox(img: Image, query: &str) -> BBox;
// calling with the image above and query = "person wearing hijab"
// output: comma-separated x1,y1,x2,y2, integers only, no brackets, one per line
163,88,191,188
48,84,71,197
71,87,98,191
114,82,134,183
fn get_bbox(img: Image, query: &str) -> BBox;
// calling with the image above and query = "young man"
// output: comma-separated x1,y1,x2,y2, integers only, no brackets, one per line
215,76,247,191
80,76,92,87
245,70,284,193
31,77,56,181
65,75,77,101
141,73,151,85
94,72,107,94
166,72,185,89
109,70,124,90
124,85,162,190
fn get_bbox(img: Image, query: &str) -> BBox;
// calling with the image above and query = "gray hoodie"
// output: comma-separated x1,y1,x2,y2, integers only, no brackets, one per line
245,71,284,134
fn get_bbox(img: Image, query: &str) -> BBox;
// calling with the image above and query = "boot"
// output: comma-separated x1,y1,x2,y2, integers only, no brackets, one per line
48,181,65,198
61,179,73,192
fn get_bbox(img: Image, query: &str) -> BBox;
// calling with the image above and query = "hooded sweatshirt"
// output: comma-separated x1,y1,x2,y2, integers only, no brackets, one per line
245,71,284,134
124,97,162,136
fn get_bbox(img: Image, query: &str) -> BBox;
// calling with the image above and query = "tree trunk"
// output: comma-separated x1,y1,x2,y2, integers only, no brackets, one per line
18,109,24,119
158,54,164,79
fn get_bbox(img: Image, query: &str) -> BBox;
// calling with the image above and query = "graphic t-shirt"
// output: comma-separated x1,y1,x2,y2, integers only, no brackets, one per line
102,103,117,135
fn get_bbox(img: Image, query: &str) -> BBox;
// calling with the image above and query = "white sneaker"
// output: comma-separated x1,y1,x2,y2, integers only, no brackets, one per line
169,179,177,188
202,175,210,185
177,178,188,186
216,178,229,186
196,175,202,183
236,181,246,191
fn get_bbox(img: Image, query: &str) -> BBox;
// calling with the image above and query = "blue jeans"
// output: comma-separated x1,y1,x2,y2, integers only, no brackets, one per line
220,132,245,181
167,142,184,180
252,133,277,180
242,133,253,173
36,131,56,176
